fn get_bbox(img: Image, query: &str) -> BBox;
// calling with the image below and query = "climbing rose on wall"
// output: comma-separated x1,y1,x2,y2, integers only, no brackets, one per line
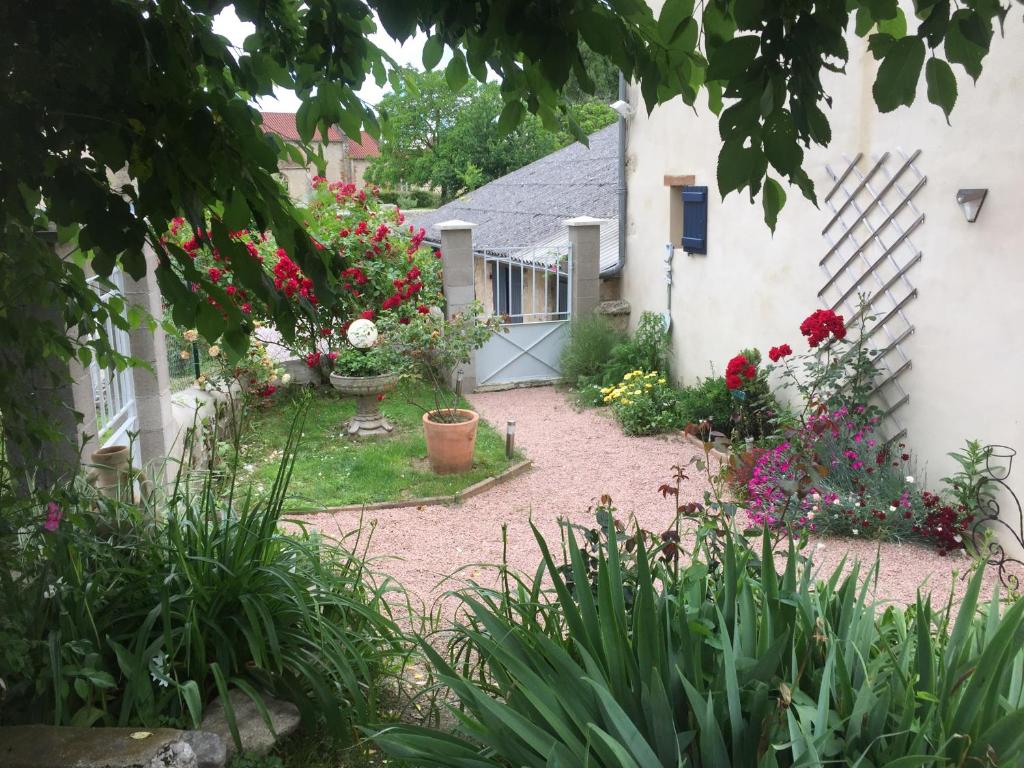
799,309,846,347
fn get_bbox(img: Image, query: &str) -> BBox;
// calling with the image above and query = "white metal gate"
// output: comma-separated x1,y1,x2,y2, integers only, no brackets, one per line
474,244,572,388
87,270,140,464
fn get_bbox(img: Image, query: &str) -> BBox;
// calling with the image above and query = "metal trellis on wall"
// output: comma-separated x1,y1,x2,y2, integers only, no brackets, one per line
819,149,926,440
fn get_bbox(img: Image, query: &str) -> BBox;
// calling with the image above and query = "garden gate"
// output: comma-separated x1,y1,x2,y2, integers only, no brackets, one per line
474,244,572,388
87,269,141,465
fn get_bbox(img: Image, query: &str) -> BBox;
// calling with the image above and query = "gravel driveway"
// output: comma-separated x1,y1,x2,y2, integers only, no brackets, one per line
301,385,991,618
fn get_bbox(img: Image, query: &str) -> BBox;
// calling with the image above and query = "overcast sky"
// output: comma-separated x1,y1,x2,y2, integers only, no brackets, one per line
212,6,430,110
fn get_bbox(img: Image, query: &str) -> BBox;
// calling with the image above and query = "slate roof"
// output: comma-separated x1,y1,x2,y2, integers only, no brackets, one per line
410,124,619,275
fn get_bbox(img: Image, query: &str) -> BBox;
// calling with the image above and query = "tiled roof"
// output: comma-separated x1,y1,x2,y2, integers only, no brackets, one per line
348,131,380,159
410,124,620,275
258,111,344,142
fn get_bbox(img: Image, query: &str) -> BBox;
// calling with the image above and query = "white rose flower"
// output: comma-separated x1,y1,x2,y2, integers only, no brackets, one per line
347,318,379,349
852,528,859,536
889,505,897,513
905,475,915,484
282,373,292,385
207,345,221,358
183,329,199,342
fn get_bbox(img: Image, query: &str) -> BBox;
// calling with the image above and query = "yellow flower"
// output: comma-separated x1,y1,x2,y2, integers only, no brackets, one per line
658,378,666,384
621,398,631,405
644,383,653,389
646,372,656,378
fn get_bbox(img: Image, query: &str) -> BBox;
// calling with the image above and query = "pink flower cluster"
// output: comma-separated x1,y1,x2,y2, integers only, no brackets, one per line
746,442,822,531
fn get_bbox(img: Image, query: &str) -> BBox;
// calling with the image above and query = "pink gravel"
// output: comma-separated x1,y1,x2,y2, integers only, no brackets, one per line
300,385,994,619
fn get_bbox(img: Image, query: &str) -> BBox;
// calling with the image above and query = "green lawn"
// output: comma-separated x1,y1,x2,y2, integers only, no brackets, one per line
237,381,516,510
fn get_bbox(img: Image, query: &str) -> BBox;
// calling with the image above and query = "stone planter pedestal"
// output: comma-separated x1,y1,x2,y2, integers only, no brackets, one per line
329,372,399,437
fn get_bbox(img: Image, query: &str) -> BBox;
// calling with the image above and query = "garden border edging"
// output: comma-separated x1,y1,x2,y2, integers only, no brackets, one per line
301,459,534,514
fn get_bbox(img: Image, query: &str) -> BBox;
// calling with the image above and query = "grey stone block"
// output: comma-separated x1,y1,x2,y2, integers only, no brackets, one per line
181,731,227,768
200,690,300,760
0,725,207,768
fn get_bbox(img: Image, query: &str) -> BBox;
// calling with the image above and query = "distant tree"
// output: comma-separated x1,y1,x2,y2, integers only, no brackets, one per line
363,70,472,193
367,74,563,200
565,102,619,139
563,43,621,104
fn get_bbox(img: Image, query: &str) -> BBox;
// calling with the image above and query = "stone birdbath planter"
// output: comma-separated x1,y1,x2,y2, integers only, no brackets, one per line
329,370,400,437
328,318,401,438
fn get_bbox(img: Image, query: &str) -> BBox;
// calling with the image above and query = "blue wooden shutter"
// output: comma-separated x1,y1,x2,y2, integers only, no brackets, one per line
681,185,708,254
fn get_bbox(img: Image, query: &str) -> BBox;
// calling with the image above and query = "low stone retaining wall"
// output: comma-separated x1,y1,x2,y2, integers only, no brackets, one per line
0,691,299,768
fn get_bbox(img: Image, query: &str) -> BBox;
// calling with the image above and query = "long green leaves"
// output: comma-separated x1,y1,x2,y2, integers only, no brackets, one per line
377,526,1024,766
1,408,408,742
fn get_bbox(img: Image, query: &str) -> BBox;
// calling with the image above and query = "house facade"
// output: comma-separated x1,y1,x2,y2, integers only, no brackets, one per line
259,112,380,201
619,9,1024,497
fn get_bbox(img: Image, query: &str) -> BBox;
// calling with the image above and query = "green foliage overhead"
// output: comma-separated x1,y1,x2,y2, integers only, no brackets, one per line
0,0,1015,454
365,69,617,200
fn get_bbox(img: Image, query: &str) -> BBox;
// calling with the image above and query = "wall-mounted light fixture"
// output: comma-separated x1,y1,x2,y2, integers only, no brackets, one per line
609,99,634,119
956,188,988,223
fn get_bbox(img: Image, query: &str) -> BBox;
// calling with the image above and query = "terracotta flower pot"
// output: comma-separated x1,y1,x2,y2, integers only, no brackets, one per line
422,409,479,475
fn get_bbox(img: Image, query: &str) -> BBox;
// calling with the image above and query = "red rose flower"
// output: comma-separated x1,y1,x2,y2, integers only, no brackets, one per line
726,374,743,390
417,304,429,314
799,309,846,347
768,343,792,362
305,352,321,368
360,309,375,320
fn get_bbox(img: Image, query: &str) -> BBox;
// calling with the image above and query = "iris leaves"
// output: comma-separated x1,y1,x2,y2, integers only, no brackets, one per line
377,523,1024,766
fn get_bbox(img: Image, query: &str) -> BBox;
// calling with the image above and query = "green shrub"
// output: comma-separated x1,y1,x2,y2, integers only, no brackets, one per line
602,311,672,385
376,521,1024,767
0,420,406,742
601,369,684,435
677,375,734,433
560,315,627,389
412,189,441,208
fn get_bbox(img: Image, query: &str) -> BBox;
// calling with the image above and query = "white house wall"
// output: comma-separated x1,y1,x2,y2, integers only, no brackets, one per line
622,6,1024,499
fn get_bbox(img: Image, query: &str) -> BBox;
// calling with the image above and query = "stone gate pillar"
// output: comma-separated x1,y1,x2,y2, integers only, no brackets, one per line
122,245,176,469
437,219,478,392
566,216,604,318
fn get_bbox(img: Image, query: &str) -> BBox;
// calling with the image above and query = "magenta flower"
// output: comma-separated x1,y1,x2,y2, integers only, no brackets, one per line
43,501,62,532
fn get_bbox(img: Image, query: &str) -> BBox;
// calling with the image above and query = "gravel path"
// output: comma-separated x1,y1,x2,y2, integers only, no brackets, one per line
301,385,990,618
